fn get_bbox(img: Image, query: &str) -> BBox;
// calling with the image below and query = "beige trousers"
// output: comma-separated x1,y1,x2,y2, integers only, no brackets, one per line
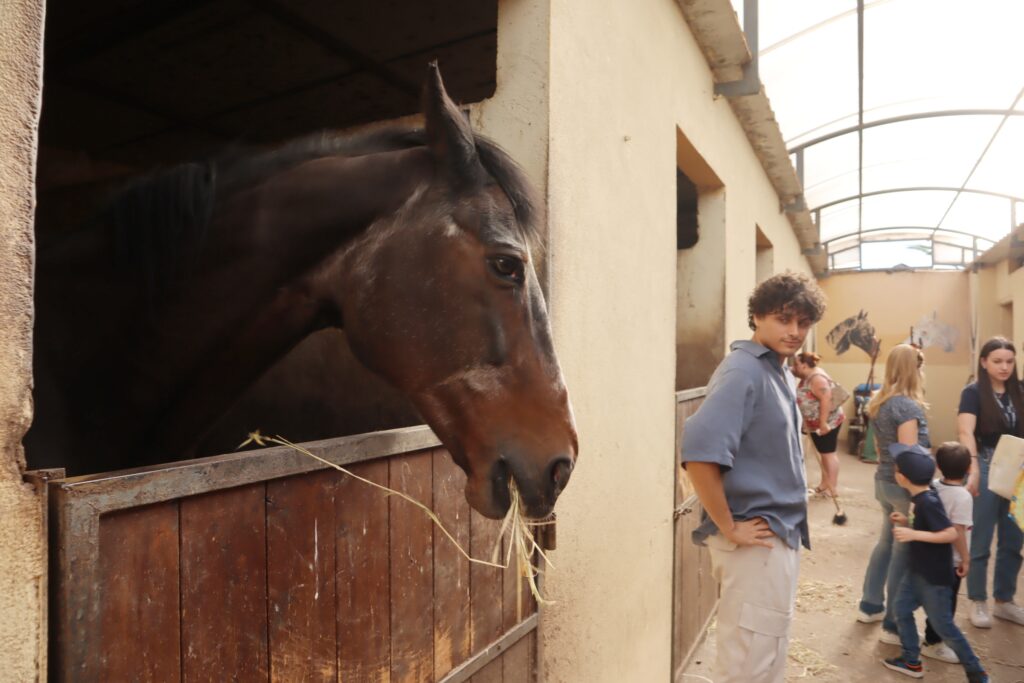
706,534,800,683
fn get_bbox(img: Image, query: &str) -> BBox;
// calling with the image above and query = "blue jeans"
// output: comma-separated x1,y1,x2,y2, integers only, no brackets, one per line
894,572,983,674
859,477,910,632
968,446,1024,602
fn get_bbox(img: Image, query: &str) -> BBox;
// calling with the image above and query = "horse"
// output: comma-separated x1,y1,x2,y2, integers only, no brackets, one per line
27,64,577,520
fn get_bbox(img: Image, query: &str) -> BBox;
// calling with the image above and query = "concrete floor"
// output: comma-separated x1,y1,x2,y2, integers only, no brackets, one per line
682,442,1024,683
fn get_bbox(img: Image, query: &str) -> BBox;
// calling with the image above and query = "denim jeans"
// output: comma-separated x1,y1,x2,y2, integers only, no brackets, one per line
967,446,1024,602
894,572,984,674
924,575,961,645
859,477,910,632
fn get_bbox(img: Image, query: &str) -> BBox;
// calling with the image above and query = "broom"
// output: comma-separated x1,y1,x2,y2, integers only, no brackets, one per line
807,433,847,525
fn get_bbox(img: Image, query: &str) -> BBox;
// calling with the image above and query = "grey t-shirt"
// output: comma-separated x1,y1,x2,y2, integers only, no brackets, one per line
873,395,930,481
681,340,809,550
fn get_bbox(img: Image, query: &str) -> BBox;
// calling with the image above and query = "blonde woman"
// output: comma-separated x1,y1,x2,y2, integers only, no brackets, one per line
856,345,931,644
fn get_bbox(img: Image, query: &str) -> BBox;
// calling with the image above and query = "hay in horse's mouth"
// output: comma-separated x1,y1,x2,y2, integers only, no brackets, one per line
240,431,553,608
496,480,554,609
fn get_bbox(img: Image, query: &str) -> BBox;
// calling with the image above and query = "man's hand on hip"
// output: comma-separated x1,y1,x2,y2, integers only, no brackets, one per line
724,517,774,548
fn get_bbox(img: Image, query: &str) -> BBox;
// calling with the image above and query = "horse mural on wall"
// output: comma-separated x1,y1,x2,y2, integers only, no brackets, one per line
28,64,577,520
826,309,879,356
904,311,959,352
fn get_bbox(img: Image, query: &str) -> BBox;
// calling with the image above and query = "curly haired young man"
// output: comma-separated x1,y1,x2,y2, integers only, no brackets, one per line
681,271,826,683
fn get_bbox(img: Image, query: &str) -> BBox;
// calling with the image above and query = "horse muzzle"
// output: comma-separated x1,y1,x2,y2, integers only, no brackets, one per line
497,451,574,520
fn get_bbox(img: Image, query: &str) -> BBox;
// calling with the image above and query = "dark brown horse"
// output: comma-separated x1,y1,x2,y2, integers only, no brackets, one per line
28,65,577,520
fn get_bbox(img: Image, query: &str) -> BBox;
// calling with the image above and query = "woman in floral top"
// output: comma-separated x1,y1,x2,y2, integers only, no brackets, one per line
793,351,844,498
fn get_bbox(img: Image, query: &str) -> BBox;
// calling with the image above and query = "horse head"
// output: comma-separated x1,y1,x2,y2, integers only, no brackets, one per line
335,65,577,520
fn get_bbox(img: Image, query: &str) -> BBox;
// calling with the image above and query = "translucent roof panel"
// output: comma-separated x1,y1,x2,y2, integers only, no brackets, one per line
817,190,961,243
938,193,1015,242
860,228,933,244
801,135,859,210
756,0,856,48
818,202,859,242
745,0,1024,271
862,0,1024,123
967,117,1024,199
933,229,982,250
861,117,1003,193
759,7,858,147
830,246,861,270
859,190,956,233
826,234,861,254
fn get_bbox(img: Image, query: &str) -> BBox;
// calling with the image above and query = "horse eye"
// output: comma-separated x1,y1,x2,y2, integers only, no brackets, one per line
488,256,524,285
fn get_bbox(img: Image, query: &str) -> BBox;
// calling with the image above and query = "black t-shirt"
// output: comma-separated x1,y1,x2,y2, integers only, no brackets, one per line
958,383,1017,449
909,488,955,587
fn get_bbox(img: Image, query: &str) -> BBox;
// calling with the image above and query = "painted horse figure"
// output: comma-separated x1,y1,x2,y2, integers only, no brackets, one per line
28,65,577,520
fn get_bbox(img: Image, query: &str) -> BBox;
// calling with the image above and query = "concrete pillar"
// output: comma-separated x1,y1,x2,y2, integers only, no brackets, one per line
0,0,47,679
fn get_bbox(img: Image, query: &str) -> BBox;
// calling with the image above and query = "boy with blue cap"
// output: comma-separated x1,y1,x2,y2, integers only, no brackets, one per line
883,442,989,682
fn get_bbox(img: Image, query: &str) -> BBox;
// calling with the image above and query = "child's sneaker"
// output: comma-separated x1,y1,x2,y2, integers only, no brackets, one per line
965,671,990,683
993,600,1024,625
920,640,959,663
970,600,993,628
882,657,924,678
857,609,884,623
878,628,901,645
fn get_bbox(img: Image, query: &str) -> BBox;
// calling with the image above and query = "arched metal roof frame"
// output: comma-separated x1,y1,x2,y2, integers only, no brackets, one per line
788,109,1024,154
825,226,987,271
812,186,1024,213
732,0,1024,272
808,185,1021,249
791,107,1024,263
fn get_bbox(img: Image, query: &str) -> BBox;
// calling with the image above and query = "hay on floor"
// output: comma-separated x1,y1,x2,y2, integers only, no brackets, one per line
795,579,852,615
787,639,838,679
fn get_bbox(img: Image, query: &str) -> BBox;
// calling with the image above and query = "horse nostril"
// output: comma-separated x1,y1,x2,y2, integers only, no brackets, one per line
550,457,573,496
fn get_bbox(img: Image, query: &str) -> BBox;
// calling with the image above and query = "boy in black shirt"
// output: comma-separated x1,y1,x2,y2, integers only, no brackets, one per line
883,443,989,682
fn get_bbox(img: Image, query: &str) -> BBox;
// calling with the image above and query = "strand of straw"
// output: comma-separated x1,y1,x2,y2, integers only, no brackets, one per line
240,431,554,604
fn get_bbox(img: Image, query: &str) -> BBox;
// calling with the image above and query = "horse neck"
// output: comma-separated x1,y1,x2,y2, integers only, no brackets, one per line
103,146,436,462
219,145,434,269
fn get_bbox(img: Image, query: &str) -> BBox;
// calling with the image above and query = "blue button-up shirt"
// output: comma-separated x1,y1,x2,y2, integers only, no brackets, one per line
681,340,810,550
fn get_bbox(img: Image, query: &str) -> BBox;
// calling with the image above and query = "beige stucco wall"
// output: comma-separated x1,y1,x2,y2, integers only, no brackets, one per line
817,271,972,446
0,0,46,679
470,0,550,207
971,263,1013,352
973,257,1024,353
541,0,813,680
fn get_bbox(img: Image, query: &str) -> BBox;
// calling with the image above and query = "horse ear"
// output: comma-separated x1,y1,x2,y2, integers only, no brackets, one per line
423,61,481,186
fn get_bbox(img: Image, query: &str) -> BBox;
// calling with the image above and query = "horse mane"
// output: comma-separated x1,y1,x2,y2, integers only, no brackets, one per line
104,161,216,304
103,123,543,301
218,125,543,249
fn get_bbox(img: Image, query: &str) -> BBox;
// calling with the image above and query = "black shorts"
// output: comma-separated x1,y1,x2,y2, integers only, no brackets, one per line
810,429,839,454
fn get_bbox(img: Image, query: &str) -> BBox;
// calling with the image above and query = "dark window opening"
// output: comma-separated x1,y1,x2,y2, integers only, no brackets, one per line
677,168,698,249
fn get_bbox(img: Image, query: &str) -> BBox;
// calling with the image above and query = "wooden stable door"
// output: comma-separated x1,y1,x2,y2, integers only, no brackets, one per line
47,428,537,682
671,390,718,679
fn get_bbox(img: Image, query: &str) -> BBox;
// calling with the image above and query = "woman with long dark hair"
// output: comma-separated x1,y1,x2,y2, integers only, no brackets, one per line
960,337,1024,629
857,344,930,643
